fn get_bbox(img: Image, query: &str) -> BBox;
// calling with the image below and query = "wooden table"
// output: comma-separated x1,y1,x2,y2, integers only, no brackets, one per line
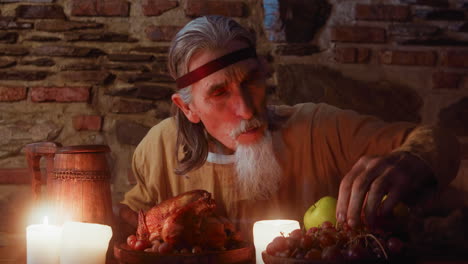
2,231,467,264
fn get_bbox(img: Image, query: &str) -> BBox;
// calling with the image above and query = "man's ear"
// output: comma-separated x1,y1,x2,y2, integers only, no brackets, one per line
171,93,201,123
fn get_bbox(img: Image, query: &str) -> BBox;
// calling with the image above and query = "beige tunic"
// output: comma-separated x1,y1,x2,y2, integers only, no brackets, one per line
122,103,459,239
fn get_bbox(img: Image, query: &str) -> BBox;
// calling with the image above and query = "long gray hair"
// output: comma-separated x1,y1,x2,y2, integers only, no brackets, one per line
168,15,257,175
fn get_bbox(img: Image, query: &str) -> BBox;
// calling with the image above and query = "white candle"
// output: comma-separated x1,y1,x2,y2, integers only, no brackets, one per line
60,221,113,264
26,216,62,264
253,219,300,264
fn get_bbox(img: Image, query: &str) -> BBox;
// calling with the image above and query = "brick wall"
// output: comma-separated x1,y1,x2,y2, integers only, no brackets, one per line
0,0,467,231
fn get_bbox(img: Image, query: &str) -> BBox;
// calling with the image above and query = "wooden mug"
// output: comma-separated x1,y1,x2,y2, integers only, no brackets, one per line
25,142,114,227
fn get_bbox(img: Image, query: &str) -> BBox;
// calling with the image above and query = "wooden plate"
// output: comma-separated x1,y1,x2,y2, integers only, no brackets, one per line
261,251,394,264
114,242,254,264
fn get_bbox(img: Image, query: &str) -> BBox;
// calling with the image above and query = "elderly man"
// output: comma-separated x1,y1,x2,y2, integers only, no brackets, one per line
118,15,460,239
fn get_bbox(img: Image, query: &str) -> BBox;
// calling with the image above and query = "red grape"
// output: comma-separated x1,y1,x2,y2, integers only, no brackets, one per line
387,237,404,254
345,244,370,261
127,235,137,249
158,242,173,254
276,249,291,258
321,245,343,262
192,246,202,254
344,229,358,240
289,229,303,240
306,227,318,236
266,242,277,255
151,243,160,253
295,252,305,259
134,239,151,251
271,236,288,252
319,232,336,248
286,237,298,249
321,221,334,229
340,222,351,232
299,235,314,250
305,248,322,260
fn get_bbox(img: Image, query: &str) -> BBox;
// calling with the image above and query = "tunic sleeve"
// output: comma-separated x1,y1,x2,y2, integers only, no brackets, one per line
393,125,460,187
120,119,175,212
310,103,460,187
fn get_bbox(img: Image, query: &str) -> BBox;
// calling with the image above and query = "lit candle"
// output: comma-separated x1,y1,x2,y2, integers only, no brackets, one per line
26,216,62,264
253,219,300,264
60,221,113,264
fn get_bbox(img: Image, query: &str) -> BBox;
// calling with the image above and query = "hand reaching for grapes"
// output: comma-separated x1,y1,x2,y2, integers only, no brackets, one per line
336,151,437,229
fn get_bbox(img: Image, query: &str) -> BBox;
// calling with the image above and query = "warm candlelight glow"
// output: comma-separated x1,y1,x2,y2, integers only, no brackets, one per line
253,220,300,264
26,215,62,264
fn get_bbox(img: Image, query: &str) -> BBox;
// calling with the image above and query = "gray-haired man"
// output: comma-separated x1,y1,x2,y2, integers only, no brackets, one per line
118,15,460,240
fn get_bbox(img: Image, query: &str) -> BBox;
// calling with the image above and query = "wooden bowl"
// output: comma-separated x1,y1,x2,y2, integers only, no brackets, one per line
262,251,417,264
113,242,254,264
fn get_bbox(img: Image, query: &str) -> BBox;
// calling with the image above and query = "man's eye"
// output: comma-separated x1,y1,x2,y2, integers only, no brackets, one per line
212,88,227,97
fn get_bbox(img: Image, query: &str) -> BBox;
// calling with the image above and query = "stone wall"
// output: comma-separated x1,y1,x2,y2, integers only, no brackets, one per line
0,0,467,232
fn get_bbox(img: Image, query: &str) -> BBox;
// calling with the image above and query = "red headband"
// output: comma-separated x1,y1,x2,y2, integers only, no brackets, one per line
176,47,257,89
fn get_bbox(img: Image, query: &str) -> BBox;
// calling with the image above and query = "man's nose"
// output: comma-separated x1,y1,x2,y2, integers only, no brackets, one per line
233,92,254,120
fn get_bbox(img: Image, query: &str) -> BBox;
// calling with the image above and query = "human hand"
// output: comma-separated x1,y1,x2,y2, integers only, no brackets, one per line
336,151,436,229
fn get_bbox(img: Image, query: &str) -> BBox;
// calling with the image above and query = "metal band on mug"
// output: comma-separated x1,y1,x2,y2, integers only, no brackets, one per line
176,47,257,89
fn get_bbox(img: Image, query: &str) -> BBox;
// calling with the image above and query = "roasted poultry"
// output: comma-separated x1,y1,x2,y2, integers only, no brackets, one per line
135,189,243,250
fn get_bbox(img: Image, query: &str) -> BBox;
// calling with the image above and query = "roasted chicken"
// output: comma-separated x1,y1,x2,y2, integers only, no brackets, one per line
135,189,242,250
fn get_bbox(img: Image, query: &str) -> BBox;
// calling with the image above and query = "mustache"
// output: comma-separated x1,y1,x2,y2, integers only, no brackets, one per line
230,116,266,139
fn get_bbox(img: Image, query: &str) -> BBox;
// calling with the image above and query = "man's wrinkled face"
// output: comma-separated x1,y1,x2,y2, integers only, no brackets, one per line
186,41,268,150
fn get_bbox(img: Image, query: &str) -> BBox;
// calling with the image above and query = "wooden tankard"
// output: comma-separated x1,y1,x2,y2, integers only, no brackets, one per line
25,142,114,227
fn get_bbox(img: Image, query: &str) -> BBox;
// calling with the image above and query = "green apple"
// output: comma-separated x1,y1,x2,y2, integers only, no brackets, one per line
304,196,337,230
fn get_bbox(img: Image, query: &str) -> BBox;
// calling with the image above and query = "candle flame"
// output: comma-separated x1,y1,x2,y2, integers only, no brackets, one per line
43,216,48,225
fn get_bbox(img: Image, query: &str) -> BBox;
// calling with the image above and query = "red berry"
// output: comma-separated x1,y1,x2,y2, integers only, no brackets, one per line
321,221,334,229
271,236,288,252
158,242,173,254
345,244,370,261
306,227,318,236
286,237,298,250
321,245,343,262
341,222,351,232
305,248,322,260
289,229,303,240
126,235,137,249
299,236,314,250
276,249,291,258
134,240,151,251
266,242,277,255
387,237,404,254
192,246,202,254
319,232,336,248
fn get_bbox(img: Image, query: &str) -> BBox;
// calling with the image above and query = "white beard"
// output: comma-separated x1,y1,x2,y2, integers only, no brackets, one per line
234,130,282,200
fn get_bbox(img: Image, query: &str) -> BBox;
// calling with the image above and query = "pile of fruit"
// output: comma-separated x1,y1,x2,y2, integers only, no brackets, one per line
265,221,405,262
265,196,409,262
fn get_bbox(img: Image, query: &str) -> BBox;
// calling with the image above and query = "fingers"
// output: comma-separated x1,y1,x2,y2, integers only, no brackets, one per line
363,172,388,228
336,157,368,224
346,157,388,228
338,154,404,229
363,166,410,228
